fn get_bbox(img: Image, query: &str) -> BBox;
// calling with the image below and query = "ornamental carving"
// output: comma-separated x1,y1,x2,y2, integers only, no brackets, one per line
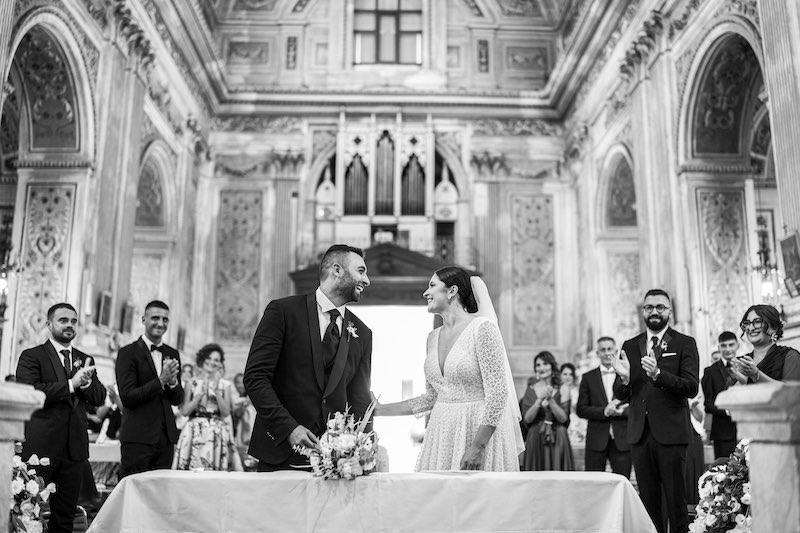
472,119,562,137
342,134,370,169
606,156,637,227
214,115,303,133
135,159,165,227
215,190,263,342
461,0,483,16
511,194,555,345
470,152,509,179
619,11,664,81
130,254,163,332
606,251,641,342
263,150,305,178
312,130,336,156
15,184,76,353
233,0,278,10
292,0,312,12
15,28,78,150
477,40,489,73
693,35,758,155
697,189,749,340
436,131,462,159
400,133,428,168
111,0,155,74
498,0,543,17
505,47,549,74
228,42,269,65
286,36,298,70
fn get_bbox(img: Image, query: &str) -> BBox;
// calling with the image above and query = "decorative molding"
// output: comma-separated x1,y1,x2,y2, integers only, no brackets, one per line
186,117,210,162
263,149,304,177
606,156,637,227
233,0,278,10
399,133,428,168
606,251,641,341
147,80,184,136
286,36,297,70
110,0,155,77
619,10,664,82
311,129,336,156
81,0,109,28
723,0,760,27
497,0,543,18
342,134,369,169
14,159,93,168
669,0,706,39
135,158,165,227
214,115,303,133
15,184,76,354
215,190,262,342
214,150,304,178
477,40,489,73
472,119,562,137
461,0,483,17
435,130,463,159
679,163,758,174
227,41,269,65
292,0,312,12
511,194,555,345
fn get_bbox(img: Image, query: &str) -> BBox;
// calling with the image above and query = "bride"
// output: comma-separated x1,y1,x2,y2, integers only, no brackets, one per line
374,266,524,471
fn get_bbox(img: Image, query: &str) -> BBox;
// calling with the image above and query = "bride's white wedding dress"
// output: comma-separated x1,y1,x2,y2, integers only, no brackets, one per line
408,316,521,471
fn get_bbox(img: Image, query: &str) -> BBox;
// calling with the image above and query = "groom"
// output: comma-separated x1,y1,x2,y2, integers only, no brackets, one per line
243,244,373,471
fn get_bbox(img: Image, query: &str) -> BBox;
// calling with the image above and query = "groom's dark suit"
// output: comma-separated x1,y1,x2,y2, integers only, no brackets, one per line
16,341,105,533
617,327,699,533
244,293,372,468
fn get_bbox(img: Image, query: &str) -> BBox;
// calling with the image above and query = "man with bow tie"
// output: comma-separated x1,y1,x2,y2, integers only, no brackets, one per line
16,303,105,533
609,289,699,533
115,300,183,479
576,336,631,478
701,331,739,459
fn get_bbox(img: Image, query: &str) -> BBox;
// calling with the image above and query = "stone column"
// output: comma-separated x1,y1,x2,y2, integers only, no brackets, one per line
0,383,44,522
0,1,15,110
717,382,800,533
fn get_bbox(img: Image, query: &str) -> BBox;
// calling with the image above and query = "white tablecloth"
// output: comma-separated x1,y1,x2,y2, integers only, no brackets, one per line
88,470,656,533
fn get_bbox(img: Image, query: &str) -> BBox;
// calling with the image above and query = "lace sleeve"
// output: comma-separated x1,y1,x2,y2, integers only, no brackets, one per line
475,319,509,426
407,379,438,417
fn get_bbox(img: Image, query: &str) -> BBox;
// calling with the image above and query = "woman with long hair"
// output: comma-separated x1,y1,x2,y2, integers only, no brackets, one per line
734,304,800,383
519,351,574,471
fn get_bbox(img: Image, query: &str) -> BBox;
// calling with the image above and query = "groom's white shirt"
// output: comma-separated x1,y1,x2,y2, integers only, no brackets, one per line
315,287,346,341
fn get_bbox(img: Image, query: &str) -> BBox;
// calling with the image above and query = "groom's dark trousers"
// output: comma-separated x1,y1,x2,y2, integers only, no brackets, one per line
244,293,372,470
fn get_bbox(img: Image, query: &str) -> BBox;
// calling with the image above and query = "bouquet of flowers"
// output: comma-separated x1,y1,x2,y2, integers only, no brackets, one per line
689,440,752,533
9,445,56,533
294,403,377,480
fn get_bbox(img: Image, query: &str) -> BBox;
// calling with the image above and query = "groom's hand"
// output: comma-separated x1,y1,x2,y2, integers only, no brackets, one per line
288,425,319,450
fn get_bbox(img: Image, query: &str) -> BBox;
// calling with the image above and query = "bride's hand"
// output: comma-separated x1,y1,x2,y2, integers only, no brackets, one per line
459,444,484,470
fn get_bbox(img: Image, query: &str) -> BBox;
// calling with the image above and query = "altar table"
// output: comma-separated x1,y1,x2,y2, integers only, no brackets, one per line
87,470,656,533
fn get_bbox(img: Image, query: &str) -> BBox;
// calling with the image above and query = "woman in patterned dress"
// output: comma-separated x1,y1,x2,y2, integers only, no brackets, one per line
375,266,524,471
173,343,243,471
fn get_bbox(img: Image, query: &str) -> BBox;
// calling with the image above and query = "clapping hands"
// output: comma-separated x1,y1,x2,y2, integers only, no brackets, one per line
603,398,628,417
608,349,631,384
70,365,95,389
159,358,180,387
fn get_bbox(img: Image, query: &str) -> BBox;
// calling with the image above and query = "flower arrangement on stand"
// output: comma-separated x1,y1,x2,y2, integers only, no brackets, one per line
294,403,377,480
689,440,751,533
9,445,56,533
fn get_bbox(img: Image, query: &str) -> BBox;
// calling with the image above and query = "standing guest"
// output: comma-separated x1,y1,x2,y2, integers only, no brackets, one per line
232,372,256,464
701,331,739,459
173,344,242,471
685,390,706,506
181,364,194,387
15,303,105,533
709,350,721,364
736,304,800,383
560,362,586,445
519,351,574,471
609,289,699,533
576,336,631,477
115,300,183,479
244,244,373,472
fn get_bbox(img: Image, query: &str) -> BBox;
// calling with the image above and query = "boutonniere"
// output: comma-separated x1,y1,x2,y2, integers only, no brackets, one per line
73,358,83,370
346,321,358,339
660,340,669,352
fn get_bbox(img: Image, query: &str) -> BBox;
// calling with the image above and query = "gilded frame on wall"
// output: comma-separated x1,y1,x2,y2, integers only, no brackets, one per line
780,232,800,298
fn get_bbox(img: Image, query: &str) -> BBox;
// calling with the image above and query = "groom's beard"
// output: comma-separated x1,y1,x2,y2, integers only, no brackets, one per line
646,314,668,331
338,272,362,303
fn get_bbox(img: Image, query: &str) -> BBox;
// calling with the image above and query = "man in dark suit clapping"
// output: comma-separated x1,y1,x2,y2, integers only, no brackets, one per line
701,331,739,459
610,289,699,533
16,303,106,533
576,336,631,478
115,300,183,479
244,244,372,471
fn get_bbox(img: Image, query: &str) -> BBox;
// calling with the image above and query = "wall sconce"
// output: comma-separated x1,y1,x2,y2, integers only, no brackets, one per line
0,269,7,322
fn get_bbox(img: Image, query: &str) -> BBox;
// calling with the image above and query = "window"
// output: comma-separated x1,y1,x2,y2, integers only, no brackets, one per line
354,0,422,65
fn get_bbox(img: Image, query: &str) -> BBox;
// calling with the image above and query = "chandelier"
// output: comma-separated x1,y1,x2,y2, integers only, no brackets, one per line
753,213,783,306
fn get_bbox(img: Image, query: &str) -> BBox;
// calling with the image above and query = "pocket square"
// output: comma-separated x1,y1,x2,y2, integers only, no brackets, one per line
661,352,677,357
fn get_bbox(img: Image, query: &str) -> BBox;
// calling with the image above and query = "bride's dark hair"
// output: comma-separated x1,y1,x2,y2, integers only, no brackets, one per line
435,266,478,313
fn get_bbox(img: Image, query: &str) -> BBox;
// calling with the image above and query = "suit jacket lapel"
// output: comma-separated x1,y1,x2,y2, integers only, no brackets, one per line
658,329,673,360
137,338,158,378
45,342,68,382
323,310,353,398
306,294,326,392
594,370,609,403
638,334,647,362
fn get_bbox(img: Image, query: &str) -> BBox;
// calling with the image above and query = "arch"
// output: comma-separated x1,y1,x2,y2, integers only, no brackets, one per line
596,143,637,233
678,20,764,165
6,10,96,161
137,140,177,235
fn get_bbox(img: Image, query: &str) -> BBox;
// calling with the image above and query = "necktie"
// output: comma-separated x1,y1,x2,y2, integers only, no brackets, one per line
60,349,72,378
650,336,660,358
322,309,341,370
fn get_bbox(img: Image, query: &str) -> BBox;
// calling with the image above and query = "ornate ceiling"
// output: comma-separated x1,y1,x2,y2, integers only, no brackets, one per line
148,0,635,117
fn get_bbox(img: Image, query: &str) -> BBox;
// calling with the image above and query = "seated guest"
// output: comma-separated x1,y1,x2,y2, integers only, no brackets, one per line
736,304,800,383
576,336,631,477
173,344,243,471
520,351,574,471
702,331,739,459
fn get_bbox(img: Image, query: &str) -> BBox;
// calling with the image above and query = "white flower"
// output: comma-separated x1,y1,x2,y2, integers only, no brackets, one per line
714,472,726,482
327,418,337,430
39,457,50,467
12,455,23,468
740,493,751,505
742,482,751,494
21,516,42,533
27,454,40,466
705,513,717,526
25,479,39,496
11,478,24,495
40,483,56,502
735,514,746,526
347,322,358,339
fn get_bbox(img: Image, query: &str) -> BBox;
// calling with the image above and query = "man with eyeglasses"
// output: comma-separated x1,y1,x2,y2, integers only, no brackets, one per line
701,331,739,459
608,289,699,533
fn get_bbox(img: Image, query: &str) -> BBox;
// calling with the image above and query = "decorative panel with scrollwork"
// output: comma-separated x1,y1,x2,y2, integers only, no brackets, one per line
135,159,164,227
511,194,555,345
15,184,76,352
215,190,262,342
696,189,750,338
606,156,637,227
693,36,759,156
14,27,78,150
606,251,641,341
130,254,163,333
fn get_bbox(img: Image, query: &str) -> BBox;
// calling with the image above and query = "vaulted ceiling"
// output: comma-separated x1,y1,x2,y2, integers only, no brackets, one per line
155,0,635,118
